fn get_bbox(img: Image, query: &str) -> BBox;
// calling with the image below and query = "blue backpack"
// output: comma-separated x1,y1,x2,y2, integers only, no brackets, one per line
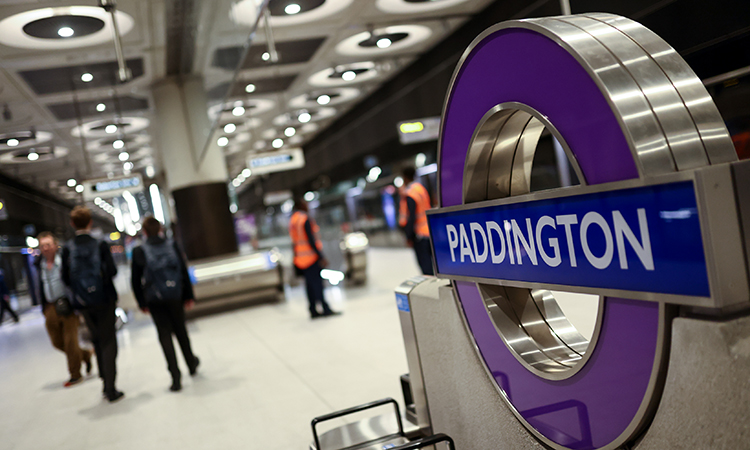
68,239,106,308
142,240,183,303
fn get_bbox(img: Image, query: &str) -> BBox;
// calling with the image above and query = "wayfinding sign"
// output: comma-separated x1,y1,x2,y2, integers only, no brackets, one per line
82,174,144,201
247,148,305,175
429,179,710,299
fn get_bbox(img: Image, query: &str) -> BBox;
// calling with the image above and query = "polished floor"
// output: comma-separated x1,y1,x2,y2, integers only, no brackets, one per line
0,248,423,450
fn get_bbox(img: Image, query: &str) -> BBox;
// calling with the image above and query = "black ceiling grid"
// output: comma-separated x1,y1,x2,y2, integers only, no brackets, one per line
212,37,327,70
206,74,299,100
18,59,145,95
47,96,149,121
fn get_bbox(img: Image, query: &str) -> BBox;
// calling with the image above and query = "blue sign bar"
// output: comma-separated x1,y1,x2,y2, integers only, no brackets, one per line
428,181,709,297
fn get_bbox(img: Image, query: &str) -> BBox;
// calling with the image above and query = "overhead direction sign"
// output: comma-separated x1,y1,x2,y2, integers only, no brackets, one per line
82,174,143,201
397,117,440,144
247,148,305,175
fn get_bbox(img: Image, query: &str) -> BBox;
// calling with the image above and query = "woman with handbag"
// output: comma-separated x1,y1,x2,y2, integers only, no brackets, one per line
36,231,92,387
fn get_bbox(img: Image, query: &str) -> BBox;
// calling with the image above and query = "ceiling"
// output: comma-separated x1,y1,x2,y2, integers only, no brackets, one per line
0,0,496,216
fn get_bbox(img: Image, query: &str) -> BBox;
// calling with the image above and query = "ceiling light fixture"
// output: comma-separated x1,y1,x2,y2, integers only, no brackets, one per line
145,165,155,178
58,27,74,38
285,3,302,14
113,139,124,149
224,123,237,133
75,184,84,193
245,83,256,93
316,94,331,105
261,52,271,61
217,136,229,147
341,70,356,81
81,73,93,83
232,106,246,116
27,151,39,161
298,112,312,123
6,138,19,147
377,38,392,49
96,103,106,112
67,178,76,187
272,138,283,148
118,151,129,161
242,168,251,178
124,162,134,170
105,124,117,134
284,127,296,137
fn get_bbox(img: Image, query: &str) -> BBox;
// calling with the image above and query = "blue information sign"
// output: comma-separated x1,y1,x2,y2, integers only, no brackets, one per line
427,181,709,297
396,293,411,312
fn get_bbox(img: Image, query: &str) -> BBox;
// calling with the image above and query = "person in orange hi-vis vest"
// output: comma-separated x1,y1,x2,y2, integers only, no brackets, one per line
290,198,340,319
398,167,434,275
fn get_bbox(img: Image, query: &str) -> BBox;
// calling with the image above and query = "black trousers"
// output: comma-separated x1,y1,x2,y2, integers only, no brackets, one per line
414,237,434,276
0,297,19,323
302,261,332,316
81,302,118,396
149,300,196,381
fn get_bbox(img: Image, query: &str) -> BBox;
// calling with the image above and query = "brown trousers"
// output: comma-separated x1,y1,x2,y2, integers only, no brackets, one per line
44,305,91,379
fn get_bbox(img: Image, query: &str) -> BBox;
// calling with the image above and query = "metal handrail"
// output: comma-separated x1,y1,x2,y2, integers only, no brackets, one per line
388,433,456,450
311,397,404,450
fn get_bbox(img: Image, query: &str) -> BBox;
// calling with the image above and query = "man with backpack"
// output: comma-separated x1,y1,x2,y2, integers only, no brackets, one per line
62,206,123,402
131,216,199,392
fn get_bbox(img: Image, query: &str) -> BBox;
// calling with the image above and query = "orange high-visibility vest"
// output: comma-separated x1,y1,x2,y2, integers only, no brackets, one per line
290,211,322,269
399,182,431,238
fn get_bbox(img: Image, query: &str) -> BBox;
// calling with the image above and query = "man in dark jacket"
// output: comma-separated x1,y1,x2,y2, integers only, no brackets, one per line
131,216,199,392
36,231,92,387
0,268,19,324
62,206,123,402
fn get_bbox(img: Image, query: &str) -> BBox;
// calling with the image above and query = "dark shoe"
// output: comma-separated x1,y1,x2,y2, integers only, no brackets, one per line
321,310,342,318
107,390,125,403
170,380,182,392
13,316,19,323
189,357,200,376
310,313,322,320
64,377,83,388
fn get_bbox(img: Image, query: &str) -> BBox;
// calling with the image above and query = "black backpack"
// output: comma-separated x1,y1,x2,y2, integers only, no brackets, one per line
142,240,183,303
68,239,106,308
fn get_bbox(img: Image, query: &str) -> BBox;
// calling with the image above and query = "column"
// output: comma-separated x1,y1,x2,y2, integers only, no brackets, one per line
152,77,237,261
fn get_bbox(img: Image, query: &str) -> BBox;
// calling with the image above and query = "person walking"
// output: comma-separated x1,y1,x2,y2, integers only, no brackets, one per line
131,216,199,392
0,268,19,324
399,167,434,275
290,198,339,319
62,206,123,403
35,231,93,387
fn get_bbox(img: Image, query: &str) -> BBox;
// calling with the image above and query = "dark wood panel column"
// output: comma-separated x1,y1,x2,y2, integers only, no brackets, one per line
172,182,237,261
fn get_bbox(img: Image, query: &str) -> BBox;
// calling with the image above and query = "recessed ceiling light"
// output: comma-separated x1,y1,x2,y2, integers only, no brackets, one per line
284,3,301,14
118,151,129,161
81,73,93,83
96,103,106,112
376,38,392,49
6,138,19,147
75,184,84,193
67,178,76,187
298,112,312,123
242,168,251,177
284,127,296,137
316,94,331,105
232,106,246,116
217,136,229,147
27,151,39,161
113,139,124,149
145,165,155,178
58,27,74,38
105,124,117,134
341,70,356,81
245,83,256,93
261,52,270,61
124,162,134,170
272,138,283,148
224,123,237,133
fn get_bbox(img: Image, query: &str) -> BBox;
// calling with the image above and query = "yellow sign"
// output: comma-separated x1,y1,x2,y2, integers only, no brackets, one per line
399,122,425,134
109,232,121,241
0,202,4,210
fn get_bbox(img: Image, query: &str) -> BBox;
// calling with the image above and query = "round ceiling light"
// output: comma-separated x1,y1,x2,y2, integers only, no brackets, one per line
274,108,336,126
27,151,39,161
289,87,360,109
80,72,93,82
336,25,432,56
0,131,54,150
208,98,275,120
6,139,19,147
231,0,352,27
308,62,379,87
0,6,134,50
224,123,237,133
72,117,150,138
0,146,68,164
272,138,284,148
245,83,256,93
376,0,469,14
86,134,150,153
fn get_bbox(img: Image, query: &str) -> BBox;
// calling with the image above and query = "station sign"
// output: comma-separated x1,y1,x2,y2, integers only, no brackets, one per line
247,148,305,175
397,117,440,144
82,174,144,201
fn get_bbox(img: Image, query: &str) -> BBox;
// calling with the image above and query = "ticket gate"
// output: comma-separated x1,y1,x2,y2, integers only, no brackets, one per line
392,13,750,450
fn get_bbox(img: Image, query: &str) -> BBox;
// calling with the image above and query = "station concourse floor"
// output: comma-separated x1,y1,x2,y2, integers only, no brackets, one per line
0,248,425,450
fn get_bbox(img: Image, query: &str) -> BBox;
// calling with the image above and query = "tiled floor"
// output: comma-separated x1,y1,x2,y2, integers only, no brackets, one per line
0,248,423,450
